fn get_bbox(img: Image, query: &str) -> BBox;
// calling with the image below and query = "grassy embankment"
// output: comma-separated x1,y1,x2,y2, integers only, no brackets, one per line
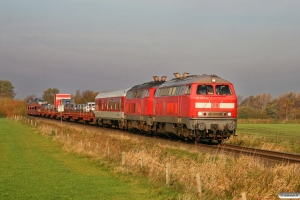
225,121,300,154
10,116,300,200
0,118,179,200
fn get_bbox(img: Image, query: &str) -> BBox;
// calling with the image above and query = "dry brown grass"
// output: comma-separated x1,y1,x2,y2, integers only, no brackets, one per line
26,118,300,199
224,133,294,153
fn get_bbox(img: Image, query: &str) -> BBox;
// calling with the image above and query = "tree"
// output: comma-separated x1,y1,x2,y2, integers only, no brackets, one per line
265,99,278,119
238,107,269,119
72,89,99,104
295,94,300,119
81,90,99,102
0,80,16,99
277,92,296,120
72,90,83,104
42,88,59,104
237,95,243,106
240,95,255,108
24,94,39,103
240,93,272,110
256,93,272,110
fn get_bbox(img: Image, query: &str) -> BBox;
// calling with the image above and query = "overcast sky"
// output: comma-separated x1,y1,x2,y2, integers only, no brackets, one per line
1,0,299,99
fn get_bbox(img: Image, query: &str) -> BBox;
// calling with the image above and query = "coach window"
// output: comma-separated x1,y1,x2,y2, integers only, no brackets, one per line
185,85,191,95
119,99,121,109
216,85,232,95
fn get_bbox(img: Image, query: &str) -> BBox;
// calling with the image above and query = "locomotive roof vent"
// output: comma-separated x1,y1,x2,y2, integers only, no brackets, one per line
153,76,159,82
161,76,167,82
173,72,189,79
182,72,189,79
173,72,180,78
153,76,167,82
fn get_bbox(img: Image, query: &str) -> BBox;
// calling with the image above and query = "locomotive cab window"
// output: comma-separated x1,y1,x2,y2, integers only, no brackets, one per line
197,85,214,95
216,85,232,95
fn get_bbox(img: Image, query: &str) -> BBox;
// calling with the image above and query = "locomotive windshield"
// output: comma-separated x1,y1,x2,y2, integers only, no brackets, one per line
216,85,232,95
196,85,214,95
196,85,232,95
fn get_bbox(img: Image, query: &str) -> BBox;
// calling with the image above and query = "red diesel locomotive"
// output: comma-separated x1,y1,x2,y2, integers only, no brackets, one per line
27,73,237,143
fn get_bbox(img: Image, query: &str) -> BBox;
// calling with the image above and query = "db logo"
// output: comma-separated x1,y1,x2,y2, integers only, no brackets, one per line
212,103,220,108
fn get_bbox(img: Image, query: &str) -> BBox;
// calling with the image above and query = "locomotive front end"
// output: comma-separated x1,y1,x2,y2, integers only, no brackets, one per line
189,76,237,142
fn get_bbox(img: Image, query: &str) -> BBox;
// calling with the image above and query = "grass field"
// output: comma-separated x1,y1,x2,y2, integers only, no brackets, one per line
4,117,300,200
0,118,178,200
226,124,300,153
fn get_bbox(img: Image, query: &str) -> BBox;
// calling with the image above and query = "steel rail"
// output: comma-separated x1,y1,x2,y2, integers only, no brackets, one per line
218,144,300,164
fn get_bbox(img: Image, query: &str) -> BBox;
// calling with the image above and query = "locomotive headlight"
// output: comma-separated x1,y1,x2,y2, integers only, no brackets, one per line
227,112,232,117
211,78,216,82
198,112,204,117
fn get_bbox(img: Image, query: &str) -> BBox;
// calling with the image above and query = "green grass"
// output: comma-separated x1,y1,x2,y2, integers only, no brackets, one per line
228,123,300,153
0,118,178,200
237,124,300,141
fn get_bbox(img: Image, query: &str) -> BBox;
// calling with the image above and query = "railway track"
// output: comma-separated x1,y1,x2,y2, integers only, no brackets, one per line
217,144,300,164
28,116,300,164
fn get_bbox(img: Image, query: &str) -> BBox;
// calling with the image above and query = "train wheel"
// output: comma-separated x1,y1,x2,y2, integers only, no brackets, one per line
98,119,103,127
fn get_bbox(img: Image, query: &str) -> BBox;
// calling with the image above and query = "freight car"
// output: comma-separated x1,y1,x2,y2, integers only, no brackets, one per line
27,73,237,143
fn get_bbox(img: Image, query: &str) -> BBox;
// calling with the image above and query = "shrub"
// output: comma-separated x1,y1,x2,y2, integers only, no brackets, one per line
0,98,27,117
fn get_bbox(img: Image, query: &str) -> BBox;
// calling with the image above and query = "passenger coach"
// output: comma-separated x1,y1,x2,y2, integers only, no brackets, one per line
94,89,129,128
